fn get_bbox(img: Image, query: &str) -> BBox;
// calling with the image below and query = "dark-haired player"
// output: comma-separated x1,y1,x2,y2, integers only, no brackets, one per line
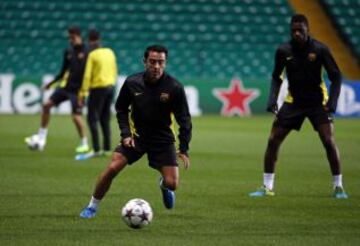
249,14,348,198
25,26,89,153
76,29,118,160
80,45,192,218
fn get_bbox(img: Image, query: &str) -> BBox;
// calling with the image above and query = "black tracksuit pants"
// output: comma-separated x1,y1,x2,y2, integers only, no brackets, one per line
87,86,114,152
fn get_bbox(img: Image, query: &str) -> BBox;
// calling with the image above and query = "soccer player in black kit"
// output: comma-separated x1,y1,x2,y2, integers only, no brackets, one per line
80,45,192,218
25,26,89,153
249,14,348,199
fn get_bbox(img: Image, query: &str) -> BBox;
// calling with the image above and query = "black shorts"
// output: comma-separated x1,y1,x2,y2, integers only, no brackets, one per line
49,89,82,114
114,139,178,170
273,103,333,131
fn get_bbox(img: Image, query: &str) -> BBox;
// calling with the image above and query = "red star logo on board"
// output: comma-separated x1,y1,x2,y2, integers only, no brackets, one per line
213,78,260,116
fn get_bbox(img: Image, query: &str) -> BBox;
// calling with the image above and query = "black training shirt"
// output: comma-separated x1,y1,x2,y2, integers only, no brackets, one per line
52,44,88,93
269,37,341,112
115,72,192,155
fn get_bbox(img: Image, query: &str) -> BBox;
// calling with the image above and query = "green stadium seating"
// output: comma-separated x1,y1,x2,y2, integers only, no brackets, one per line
0,0,294,80
321,0,360,61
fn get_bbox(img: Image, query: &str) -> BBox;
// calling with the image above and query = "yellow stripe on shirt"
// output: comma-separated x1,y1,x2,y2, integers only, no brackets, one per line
320,66,329,105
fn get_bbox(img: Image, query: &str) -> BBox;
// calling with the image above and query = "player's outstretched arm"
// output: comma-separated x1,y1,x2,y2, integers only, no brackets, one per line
44,49,70,90
43,80,57,90
322,46,342,113
173,84,192,170
115,80,132,139
267,48,285,114
267,79,281,114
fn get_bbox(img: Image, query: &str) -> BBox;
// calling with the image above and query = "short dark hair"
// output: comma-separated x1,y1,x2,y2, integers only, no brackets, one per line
68,26,81,36
144,45,168,59
291,14,309,27
88,29,100,41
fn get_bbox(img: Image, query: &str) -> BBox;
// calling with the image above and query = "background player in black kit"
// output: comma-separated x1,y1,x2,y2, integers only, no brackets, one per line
25,26,89,153
249,14,348,199
80,45,192,218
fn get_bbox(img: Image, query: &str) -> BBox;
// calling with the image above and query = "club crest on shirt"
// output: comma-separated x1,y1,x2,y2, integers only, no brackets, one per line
160,92,170,102
308,52,317,62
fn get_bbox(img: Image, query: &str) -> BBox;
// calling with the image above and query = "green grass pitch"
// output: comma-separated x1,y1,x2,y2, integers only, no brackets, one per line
1,115,360,246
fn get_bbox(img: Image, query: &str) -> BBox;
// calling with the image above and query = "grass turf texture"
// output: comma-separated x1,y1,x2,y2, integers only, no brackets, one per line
0,115,359,246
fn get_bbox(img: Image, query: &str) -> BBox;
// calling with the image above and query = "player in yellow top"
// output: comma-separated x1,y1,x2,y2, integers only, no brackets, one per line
76,29,118,160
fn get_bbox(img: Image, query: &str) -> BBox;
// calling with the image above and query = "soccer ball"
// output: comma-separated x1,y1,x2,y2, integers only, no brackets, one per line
25,134,41,151
121,198,153,229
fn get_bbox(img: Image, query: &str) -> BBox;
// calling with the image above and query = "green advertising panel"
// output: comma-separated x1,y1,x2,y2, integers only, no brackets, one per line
182,77,269,115
0,74,270,115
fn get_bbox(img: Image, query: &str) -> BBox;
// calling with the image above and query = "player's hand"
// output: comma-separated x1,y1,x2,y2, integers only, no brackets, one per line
323,105,335,113
123,137,135,148
77,97,85,107
266,103,278,115
177,151,190,170
43,83,52,90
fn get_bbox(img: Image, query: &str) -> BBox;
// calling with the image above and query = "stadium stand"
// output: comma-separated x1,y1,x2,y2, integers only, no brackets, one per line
0,0,294,80
320,0,360,62
288,0,360,80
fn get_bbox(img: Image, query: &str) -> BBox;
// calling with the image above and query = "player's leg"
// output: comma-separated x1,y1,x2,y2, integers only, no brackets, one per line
36,100,54,147
99,87,114,154
317,123,340,175
69,93,89,153
264,126,291,174
159,166,179,191
24,100,54,150
25,89,64,150
149,144,178,209
72,113,89,152
317,123,348,198
86,89,103,154
249,126,291,197
80,152,128,218
41,89,67,129
41,100,54,128
309,107,348,198
80,140,145,218
158,166,178,209
93,153,128,199
250,103,303,197
72,113,86,138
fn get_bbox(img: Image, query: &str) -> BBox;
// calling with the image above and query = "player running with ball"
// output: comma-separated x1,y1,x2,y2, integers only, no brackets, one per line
25,26,89,153
80,45,192,218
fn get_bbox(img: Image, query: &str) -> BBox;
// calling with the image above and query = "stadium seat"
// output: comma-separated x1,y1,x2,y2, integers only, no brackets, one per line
0,0,294,79
321,0,360,60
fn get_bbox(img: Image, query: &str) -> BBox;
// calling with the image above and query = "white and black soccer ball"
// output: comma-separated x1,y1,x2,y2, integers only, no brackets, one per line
26,135,40,151
121,198,153,229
